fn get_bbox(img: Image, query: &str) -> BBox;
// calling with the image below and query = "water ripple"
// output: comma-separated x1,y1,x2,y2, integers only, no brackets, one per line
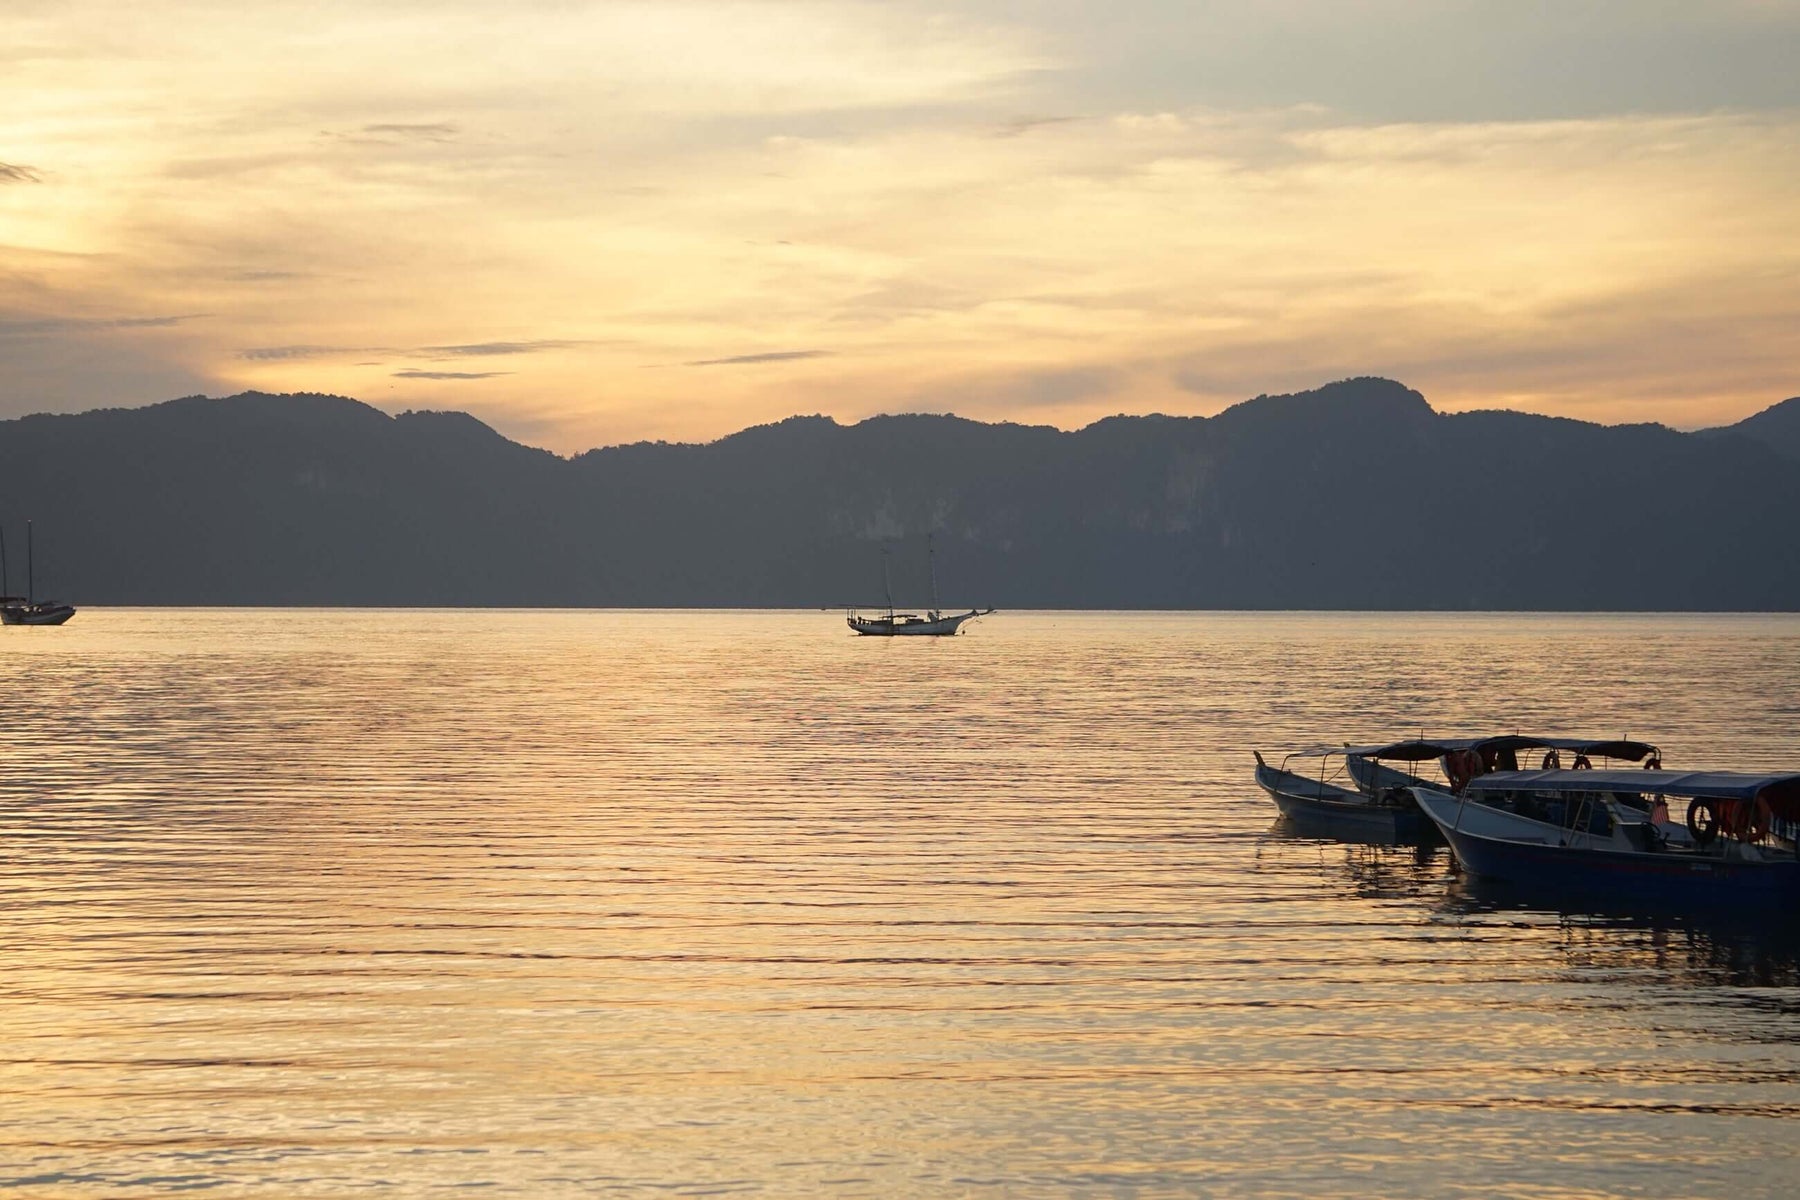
3,610,1799,1196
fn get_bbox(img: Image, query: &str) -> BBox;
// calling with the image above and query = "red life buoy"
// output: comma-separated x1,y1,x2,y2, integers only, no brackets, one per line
1572,754,1592,770
1445,749,1483,792
1540,749,1561,770
1643,754,1662,770
1722,795,1773,842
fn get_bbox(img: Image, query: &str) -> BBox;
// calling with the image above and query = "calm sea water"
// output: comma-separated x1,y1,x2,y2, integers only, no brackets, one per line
3,610,1799,1197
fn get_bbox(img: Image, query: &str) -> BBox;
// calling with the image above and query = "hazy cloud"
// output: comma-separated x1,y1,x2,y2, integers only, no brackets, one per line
5,2,1797,448
0,313,207,337
1012,366,1122,408
243,340,578,362
993,115,1075,138
360,122,459,141
0,327,222,421
392,369,511,380
942,0,1800,124
928,364,1127,420
224,270,310,283
240,345,360,361
419,340,584,357
686,350,831,367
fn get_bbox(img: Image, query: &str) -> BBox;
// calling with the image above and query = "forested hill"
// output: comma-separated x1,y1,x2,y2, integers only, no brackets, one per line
3,377,1798,609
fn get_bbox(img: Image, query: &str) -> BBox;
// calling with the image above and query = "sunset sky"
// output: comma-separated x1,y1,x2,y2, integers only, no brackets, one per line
3,1,1797,452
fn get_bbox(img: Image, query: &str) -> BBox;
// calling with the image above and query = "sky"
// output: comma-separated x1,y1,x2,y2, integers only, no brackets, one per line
3,0,1798,452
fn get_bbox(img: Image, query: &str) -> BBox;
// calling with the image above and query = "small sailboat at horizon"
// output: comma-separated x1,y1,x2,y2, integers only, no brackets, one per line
1,522,77,626
845,536,994,637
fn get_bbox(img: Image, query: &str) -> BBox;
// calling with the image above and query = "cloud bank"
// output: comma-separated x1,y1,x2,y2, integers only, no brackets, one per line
1,1,1795,449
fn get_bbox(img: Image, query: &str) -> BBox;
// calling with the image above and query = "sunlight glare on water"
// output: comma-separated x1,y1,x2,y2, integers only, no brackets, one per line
3,610,1799,1196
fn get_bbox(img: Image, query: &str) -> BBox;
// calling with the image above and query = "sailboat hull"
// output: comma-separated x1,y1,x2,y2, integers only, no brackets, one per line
1,603,76,626
847,610,987,636
3,522,75,625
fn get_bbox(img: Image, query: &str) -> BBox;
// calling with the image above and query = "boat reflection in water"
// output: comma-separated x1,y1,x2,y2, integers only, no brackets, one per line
1269,821,1800,989
1260,817,1453,899
1439,874,1800,991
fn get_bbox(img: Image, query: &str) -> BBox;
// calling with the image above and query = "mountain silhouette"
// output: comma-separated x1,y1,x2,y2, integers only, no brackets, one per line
1702,395,1800,462
2,378,1797,609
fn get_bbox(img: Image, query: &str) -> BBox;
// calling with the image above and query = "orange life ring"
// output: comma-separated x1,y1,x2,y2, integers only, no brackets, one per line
1540,749,1561,770
1722,796,1773,842
1643,754,1662,770
1572,754,1592,770
1445,749,1483,792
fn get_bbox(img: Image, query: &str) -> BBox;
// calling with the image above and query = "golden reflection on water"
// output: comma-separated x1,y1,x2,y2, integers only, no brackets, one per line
2,610,1799,1196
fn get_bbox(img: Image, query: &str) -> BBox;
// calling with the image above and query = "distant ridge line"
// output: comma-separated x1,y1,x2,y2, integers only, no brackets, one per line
2,377,1797,609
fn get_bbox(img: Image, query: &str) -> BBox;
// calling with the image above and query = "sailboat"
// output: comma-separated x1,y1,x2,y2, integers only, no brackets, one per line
0,522,77,626
845,536,994,637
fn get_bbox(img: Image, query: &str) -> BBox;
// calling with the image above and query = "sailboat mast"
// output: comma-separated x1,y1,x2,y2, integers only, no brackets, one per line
881,547,893,619
0,526,8,597
26,520,33,605
928,533,940,615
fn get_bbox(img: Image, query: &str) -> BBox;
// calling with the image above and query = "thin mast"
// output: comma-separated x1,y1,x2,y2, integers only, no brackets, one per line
26,520,32,604
881,547,893,620
927,533,940,615
0,526,7,597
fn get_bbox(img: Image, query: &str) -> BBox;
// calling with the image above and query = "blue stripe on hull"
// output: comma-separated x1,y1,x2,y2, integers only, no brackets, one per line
1443,826,1800,901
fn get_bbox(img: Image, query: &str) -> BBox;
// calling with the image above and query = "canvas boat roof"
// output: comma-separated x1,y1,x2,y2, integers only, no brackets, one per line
1338,735,1659,763
1465,767,1800,810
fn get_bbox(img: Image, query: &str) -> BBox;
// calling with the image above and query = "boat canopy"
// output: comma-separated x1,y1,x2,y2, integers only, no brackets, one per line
1465,768,1800,814
1344,735,1509,761
1342,735,1659,763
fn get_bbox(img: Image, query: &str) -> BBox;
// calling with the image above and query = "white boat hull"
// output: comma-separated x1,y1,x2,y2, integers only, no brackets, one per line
847,609,990,636
1255,760,1427,838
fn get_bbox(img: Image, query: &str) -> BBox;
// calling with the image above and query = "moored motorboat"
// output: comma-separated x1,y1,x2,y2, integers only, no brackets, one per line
1412,767,1800,902
1253,750,1428,839
1257,735,1663,844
